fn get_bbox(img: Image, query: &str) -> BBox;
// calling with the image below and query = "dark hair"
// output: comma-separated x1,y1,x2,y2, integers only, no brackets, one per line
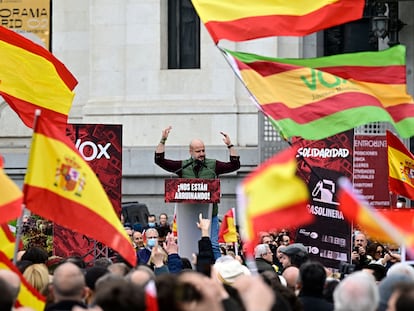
0,278,14,310
94,278,145,311
21,246,48,264
290,252,309,268
299,260,326,295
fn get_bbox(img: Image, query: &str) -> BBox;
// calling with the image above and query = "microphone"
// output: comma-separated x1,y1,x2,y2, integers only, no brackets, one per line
195,160,217,178
173,158,194,175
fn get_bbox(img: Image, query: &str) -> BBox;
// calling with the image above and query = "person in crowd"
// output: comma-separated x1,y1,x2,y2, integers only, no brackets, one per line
351,232,372,271
93,277,146,311
386,282,414,311
0,277,15,311
159,213,170,228
366,242,385,263
84,266,110,306
297,260,334,311
333,271,379,311
132,230,145,250
213,255,251,285
0,269,20,309
254,243,278,275
137,227,160,265
137,227,182,274
22,263,50,293
154,126,240,260
282,266,300,292
377,263,414,311
396,197,407,208
145,214,158,230
21,246,49,264
45,262,87,311
379,243,401,269
279,243,309,270
107,262,131,277
123,223,134,242
127,265,156,286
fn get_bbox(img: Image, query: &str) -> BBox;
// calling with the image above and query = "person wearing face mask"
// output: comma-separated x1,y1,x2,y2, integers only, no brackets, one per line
137,228,182,274
144,214,158,230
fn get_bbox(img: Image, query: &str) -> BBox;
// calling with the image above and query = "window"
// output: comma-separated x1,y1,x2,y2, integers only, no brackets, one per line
168,0,200,69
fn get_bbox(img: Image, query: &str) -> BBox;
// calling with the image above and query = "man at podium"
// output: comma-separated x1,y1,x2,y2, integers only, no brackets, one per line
154,126,240,259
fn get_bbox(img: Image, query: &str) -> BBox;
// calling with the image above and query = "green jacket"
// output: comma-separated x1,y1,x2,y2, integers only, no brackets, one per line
181,158,216,178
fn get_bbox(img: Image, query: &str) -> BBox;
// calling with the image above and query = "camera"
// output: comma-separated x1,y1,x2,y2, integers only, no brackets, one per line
353,246,359,253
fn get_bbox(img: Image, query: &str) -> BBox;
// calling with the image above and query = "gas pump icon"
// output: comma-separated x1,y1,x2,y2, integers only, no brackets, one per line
312,179,339,205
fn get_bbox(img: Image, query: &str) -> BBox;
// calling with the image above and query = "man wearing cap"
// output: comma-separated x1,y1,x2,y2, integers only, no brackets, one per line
279,243,309,269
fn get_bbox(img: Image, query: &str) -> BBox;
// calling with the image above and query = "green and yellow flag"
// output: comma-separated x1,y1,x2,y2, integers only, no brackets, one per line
224,45,414,140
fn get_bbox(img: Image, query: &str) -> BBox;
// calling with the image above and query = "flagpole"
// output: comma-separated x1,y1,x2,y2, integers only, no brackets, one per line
14,109,42,264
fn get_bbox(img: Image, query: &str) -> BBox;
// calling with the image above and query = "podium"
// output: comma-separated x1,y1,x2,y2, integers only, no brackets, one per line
165,178,220,261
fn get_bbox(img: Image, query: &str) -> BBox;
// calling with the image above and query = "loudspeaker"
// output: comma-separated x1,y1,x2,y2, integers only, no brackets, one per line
121,202,149,232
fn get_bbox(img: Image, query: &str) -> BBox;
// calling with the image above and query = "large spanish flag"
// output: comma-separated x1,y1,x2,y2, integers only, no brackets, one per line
387,130,414,200
23,115,136,266
0,156,23,224
0,251,46,311
224,45,414,140
237,147,312,252
191,0,364,43
0,26,77,129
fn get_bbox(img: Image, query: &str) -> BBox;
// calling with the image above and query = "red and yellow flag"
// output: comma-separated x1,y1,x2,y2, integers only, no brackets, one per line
387,130,414,200
0,223,16,259
23,115,136,266
0,251,46,311
237,147,312,253
337,178,411,246
218,208,237,243
192,0,364,43
224,45,414,140
0,26,77,129
0,156,23,224
172,205,178,238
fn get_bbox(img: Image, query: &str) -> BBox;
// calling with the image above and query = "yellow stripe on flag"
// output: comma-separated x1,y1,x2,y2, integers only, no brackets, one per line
240,68,412,108
0,224,15,259
193,0,341,22
0,41,74,114
244,157,308,215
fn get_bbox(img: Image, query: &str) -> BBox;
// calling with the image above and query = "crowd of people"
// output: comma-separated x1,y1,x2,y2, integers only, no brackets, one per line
1,210,414,311
1,128,413,310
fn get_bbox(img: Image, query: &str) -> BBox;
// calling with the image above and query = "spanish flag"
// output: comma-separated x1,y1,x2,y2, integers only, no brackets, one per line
0,26,77,129
0,251,46,311
23,115,136,266
218,208,237,243
0,156,23,224
192,0,364,43
0,223,16,259
337,178,412,247
223,45,414,140
387,130,414,200
237,147,312,252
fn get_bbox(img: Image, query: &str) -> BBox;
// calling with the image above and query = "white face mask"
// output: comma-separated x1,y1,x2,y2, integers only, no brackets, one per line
396,202,404,208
